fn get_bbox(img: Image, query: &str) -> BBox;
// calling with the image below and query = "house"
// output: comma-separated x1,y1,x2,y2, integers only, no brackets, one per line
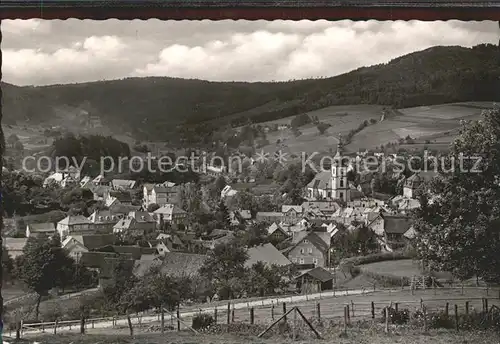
256,211,282,223
79,176,93,189
92,174,109,186
153,204,187,225
3,237,28,259
25,223,56,238
301,201,340,217
267,222,289,243
43,172,77,189
87,210,122,233
347,197,385,209
57,215,94,238
390,195,421,213
295,267,334,293
368,213,413,251
143,183,179,208
96,255,135,289
284,231,330,269
62,234,115,262
221,185,238,199
403,171,438,199
95,245,157,260
113,211,157,236
105,191,132,207
245,243,292,268
281,205,303,225
151,233,186,255
330,207,365,226
229,209,252,226
91,185,112,201
206,165,226,178
111,179,137,191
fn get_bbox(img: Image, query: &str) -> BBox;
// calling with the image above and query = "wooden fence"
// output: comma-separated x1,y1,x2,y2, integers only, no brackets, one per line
15,286,499,338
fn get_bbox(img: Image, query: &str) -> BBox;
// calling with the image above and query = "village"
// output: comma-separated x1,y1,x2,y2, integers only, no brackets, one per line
2,136,437,300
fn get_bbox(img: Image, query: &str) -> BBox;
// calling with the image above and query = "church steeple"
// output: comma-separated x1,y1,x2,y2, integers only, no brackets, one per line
337,133,343,154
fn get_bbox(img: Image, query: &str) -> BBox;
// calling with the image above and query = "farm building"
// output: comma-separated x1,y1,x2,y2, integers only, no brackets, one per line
295,267,334,293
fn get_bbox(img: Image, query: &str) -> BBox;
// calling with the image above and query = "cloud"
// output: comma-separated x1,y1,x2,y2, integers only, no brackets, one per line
3,35,128,85
1,19,52,35
2,20,498,85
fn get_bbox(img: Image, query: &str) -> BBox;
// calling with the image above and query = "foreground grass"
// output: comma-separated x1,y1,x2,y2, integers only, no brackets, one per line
13,325,500,344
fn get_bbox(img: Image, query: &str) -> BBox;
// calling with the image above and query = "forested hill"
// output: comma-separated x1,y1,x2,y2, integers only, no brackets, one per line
2,44,499,140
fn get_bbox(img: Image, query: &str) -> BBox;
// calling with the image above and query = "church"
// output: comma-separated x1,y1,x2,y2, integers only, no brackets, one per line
305,138,359,203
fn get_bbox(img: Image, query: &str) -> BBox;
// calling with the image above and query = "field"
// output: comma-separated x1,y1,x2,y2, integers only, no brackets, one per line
249,102,496,155
360,260,423,279
345,102,496,152
259,104,384,155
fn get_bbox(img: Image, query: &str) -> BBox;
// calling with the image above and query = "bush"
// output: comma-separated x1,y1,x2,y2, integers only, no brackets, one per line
380,307,410,325
192,313,215,330
340,251,410,267
429,311,454,329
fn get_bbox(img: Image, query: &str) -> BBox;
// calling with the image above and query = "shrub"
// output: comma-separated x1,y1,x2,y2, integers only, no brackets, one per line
192,313,215,330
380,306,410,325
340,251,410,266
429,311,454,329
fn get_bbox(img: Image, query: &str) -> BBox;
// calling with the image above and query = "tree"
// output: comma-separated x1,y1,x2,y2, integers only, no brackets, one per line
215,200,231,228
413,106,500,283
316,122,330,135
7,134,19,148
17,236,75,319
2,248,14,284
199,243,249,300
103,258,138,312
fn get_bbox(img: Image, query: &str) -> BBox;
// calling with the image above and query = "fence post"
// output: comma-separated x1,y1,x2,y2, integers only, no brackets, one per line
161,305,165,334
283,302,287,323
395,303,399,312
351,300,354,317
227,302,231,325
445,302,449,317
214,307,218,324
371,301,375,319
487,285,489,296
461,284,464,295
343,306,348,333
384,307,389,333
231,304,235,323
317,302,321,320
423,305,428,333
177,305,181,331
454,304,459,331
346,305,350,324
92,319,94,329
250,307,254,325
80,315,85,334
271,304,275,321
465,301,469,315
420,298,424,310
16,321,21,339
485,298,489,312
401,277,404,290
54,319,58,334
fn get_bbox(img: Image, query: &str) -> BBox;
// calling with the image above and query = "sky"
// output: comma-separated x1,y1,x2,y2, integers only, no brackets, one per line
2,19,498,86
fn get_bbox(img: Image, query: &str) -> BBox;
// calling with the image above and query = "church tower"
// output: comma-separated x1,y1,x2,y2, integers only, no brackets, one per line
331,134,350,202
